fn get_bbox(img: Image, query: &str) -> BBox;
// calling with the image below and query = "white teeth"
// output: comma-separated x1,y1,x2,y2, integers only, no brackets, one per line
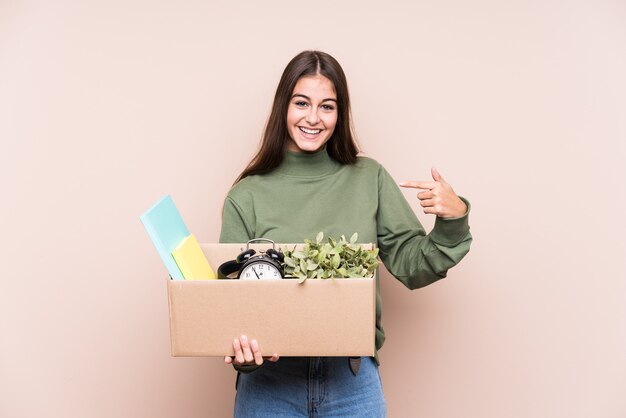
299,127,321,134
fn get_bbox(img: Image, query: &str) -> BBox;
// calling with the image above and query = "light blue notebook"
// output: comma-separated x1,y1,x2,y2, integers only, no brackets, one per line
140,195,190,280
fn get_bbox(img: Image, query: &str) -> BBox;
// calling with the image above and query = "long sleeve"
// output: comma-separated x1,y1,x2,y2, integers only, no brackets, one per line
376,165,472,290
219,195,255,243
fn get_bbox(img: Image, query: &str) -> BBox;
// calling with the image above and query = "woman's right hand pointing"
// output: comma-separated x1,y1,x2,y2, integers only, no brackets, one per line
400,167,467,219
224,335,279,366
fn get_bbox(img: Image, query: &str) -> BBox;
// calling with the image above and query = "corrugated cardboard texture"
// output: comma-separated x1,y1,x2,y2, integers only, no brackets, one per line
167,243,376,357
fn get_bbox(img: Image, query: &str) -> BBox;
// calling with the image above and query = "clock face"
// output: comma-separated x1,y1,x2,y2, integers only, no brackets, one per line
239,261,283,280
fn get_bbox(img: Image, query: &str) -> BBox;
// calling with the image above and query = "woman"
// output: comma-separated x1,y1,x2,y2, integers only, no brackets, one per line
220,50,472,417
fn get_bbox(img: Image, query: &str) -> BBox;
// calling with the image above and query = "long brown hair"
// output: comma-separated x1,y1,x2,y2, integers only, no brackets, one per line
234,50,359,184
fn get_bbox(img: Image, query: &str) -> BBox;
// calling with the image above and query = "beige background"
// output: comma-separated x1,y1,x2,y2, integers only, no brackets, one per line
1,0,625,417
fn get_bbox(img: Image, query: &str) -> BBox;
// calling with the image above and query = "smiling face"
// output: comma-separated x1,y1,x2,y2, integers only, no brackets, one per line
286,75,338,153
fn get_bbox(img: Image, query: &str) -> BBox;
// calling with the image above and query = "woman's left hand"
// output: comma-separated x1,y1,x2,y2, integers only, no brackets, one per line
400,167,467,219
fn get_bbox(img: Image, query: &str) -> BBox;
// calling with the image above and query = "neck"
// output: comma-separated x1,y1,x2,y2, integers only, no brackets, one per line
273,147,341,177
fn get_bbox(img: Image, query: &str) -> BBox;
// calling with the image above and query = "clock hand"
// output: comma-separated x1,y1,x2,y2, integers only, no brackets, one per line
253,267,261,280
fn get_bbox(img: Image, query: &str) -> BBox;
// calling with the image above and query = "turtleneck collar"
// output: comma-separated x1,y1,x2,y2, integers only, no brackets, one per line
273,147,342,178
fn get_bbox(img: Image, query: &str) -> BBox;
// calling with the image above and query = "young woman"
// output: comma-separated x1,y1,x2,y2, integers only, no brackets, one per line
219,50,472,417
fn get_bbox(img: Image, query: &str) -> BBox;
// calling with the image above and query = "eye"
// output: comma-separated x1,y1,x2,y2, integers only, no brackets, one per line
294,100,308,108
321,104,335,111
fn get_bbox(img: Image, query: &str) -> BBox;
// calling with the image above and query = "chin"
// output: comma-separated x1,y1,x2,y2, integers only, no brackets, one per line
297,143,323,153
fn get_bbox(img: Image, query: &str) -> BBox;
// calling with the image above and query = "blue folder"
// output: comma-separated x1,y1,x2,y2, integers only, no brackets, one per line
140,195,190,280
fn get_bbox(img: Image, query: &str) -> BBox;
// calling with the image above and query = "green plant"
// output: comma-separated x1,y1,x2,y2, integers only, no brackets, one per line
282,232,379,283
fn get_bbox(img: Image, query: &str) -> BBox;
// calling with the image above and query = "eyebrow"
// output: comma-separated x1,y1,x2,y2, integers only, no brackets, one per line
291,93,337,103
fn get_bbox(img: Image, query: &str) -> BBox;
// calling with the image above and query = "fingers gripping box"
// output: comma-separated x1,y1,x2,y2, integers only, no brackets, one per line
166,243,376,357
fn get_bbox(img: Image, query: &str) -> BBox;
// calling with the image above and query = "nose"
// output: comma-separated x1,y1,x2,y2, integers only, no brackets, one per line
305,107,320,125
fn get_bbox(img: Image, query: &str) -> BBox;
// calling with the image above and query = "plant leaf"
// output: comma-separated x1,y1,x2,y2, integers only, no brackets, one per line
332,253,340,269
284,256,296,268
329,246,342,255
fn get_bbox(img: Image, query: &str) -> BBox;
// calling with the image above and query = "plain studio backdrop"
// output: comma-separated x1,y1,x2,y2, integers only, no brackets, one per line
1,1,625,417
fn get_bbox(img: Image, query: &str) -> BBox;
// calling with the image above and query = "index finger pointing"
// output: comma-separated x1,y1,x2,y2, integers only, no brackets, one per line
399,181,438,190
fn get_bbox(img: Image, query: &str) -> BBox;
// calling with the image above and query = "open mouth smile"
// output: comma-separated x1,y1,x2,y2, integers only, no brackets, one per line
299,127,322,135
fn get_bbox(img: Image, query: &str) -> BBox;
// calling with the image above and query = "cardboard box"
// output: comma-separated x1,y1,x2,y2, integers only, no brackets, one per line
167,243,376,357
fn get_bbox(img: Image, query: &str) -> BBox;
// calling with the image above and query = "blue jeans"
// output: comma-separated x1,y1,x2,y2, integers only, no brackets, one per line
234,356,386,417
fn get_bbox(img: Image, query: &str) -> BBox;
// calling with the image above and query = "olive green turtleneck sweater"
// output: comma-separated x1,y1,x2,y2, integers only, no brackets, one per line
220,148,472,363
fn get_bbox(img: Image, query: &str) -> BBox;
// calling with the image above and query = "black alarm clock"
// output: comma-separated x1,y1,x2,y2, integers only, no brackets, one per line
217,238,285,280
